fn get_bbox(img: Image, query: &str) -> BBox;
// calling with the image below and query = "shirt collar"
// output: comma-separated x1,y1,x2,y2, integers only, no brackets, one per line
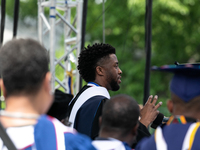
166,115,197,125
87,82,100,87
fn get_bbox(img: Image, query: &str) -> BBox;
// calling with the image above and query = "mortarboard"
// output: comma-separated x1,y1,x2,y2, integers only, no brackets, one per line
151,63,200,102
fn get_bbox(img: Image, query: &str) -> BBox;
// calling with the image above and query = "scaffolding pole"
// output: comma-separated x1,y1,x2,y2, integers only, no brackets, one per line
37,0,83,95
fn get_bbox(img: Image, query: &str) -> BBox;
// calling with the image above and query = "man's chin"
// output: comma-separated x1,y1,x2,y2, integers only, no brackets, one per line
111,85,120,91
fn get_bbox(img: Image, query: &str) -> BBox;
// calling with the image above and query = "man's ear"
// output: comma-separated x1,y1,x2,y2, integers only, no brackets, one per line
0,79,7,98
167,100,173,113
131,122,139,136
43,72,52,94
96,66,104,76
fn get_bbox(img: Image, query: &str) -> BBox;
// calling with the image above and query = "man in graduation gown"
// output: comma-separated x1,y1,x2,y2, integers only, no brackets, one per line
67,43,162,146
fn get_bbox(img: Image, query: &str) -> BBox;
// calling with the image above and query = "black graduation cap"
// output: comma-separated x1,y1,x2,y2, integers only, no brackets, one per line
151,62,200,102
47,89,73,121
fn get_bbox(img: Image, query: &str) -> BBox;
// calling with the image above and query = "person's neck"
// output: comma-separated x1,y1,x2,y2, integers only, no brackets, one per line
99,130,132,146
5,96,40,115
88,82,101,86
93,78,109,90
173,110,200,121
0,96,41,128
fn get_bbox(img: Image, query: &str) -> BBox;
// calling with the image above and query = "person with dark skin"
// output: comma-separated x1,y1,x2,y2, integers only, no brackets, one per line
0,38,95,150
135,63,200,150
92,94,140,150
67,43,162,145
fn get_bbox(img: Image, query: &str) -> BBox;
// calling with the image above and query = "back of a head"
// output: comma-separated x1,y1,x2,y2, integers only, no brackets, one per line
78,43,115,82
0,38,49,96
152,63,200,113
101,94,140,136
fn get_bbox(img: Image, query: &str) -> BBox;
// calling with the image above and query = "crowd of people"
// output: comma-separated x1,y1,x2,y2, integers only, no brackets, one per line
0,38,199,150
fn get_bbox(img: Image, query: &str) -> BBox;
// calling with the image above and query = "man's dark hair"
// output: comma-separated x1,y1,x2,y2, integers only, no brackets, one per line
101,94,140,137
0,38,49,96
78,43,115,82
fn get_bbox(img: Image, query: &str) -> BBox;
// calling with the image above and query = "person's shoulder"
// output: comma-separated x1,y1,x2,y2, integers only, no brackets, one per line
37,115,77,133
35,115,95,149
188,122,200,149
2,125,35,150
87,95,108,103
79,85,110,100
92,139,128,150
65,132,96,150
135,134,156,150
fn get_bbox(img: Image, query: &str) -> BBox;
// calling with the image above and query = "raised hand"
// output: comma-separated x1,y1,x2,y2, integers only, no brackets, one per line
139,95,162,128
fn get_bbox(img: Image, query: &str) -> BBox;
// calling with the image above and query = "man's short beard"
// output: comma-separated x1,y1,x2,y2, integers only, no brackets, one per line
110,80,120,91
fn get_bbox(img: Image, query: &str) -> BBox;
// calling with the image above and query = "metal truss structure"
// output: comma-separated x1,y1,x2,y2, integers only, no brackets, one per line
37,0,83,95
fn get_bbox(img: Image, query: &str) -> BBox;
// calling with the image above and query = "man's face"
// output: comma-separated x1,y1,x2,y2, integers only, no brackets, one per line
103,54,122,91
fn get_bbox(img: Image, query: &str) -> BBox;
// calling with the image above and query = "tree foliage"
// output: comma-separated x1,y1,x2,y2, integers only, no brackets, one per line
85,0,200,116
3,0,37,20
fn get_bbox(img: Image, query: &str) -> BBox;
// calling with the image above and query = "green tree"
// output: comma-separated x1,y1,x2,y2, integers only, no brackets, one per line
4,0,37,20
85,0,200,116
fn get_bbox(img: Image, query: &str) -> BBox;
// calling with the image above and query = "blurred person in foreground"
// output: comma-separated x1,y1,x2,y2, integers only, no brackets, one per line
0,38,95,150
135,63,200,150
92,94,140,150
67,43,162,145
